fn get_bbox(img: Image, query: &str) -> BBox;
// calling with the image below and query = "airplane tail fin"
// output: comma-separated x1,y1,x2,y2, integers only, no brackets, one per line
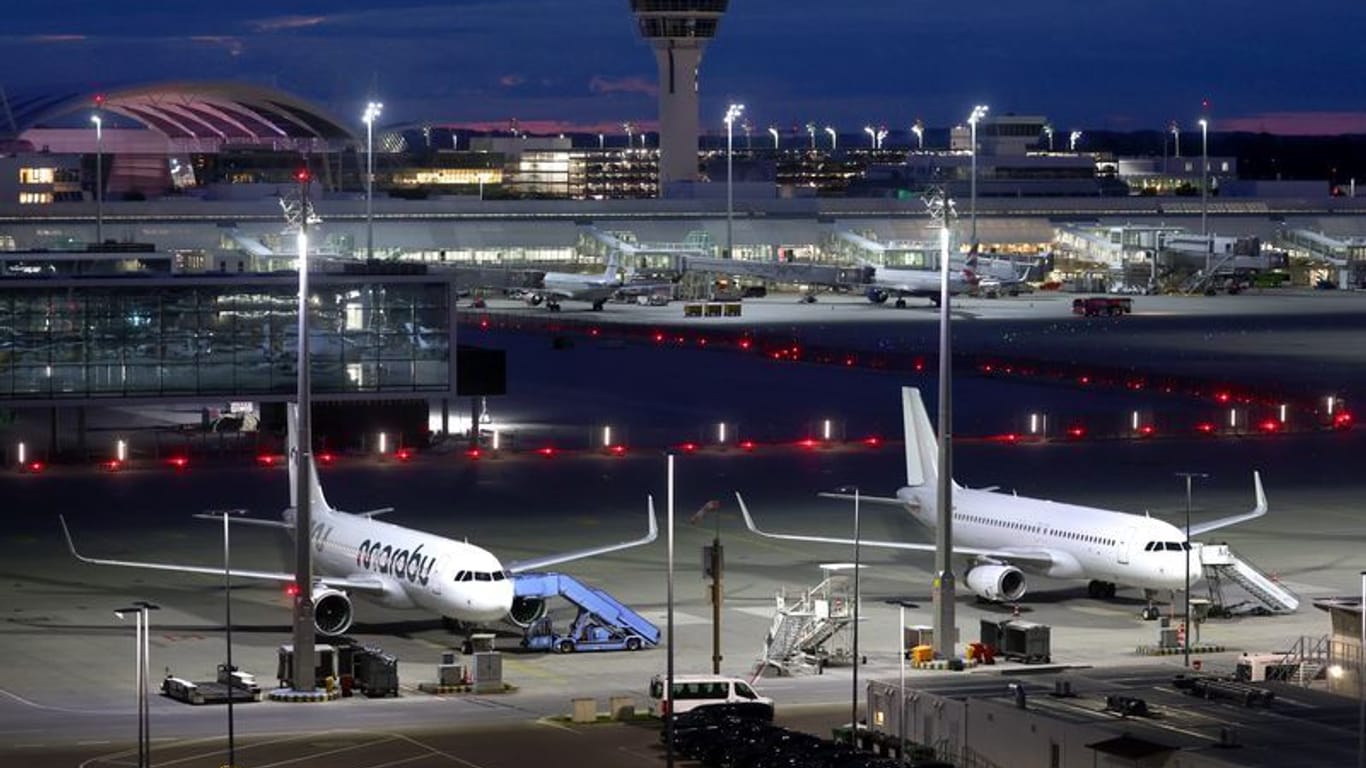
901,387,939,487
287,402,334,519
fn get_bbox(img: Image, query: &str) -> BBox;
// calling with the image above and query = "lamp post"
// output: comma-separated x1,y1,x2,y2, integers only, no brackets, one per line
1171,121,1181,158
835,485,862,747
116,601,160,768
1358,569,1364,768
825,126,837,151
864,125,876,149
91,113,103,247
806,122,816,150
1199,117,1209,236
724,103,745,260
967,105,988,249
598,133,605,150
911,120,924,150
1176,472,1208,668
665,459,675,768
1069,130,1083,153
113,605,144,768
363,101,382,261
877,127,887,150
768,125,779,150
201,509,244,767
1043,124,1054,152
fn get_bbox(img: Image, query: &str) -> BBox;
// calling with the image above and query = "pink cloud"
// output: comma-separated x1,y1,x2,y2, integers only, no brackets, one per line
1218,112,1366,136
248,15,328,33
499,74,526,88
589,76,658,98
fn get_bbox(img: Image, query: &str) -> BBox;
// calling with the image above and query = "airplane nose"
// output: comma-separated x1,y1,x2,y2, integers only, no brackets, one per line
467,581,515,623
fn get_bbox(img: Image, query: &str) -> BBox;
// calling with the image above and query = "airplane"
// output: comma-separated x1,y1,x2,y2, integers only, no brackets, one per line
860,261,975,308
521,252,624,312
737,386,1268,618
60,403,658,637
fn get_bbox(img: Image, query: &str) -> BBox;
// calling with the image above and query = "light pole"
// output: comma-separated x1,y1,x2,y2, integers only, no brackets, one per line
836,485,862,747
363,101,382,261
768,125,779,150
1069,130,1083,152
114,605,144,768
1171,121,1181,158
1176,472,1208,668
1043,124,1054,152
724,104,744,260
1358,569,1364,768
133,601,158,767
892,599,919,764
806,122,816,150
825,126,837,150
201,509,244,767
598,133,605,150
1199,117,1209,236
91,113,103,247
877,127,888,150
968,105,988,249
864,125,877,149
665,458,675,768
911,120,924,150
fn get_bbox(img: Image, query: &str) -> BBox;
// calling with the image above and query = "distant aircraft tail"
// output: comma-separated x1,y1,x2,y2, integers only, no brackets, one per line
287,403,334,520
901,387,939,487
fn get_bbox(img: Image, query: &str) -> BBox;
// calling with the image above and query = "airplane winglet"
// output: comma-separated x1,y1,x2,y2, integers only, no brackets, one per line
647,495,659,542
58,514,95,564
735,492,762,536
1186,470,1269,538
506,495,658,573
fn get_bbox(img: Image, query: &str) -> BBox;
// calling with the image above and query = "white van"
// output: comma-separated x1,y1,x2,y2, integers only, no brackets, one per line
647,673,774,717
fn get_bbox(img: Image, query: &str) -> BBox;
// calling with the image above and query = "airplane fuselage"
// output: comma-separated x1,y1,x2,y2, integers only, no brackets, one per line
300,507,515,623
899,485,1191,592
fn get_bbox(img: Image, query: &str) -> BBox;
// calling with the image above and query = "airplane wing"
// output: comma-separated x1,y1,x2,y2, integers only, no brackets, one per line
817,492,911,507
59,515,389,594
1187,471,1267,538
735,493,1055,566
507,496,658,573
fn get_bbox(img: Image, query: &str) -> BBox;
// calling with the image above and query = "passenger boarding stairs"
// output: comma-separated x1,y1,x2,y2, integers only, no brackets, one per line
1199,544,1299,614
512,572,660,649
753,566,859,678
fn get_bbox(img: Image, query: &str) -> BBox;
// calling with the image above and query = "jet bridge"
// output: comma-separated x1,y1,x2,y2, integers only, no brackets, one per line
512,572,660,653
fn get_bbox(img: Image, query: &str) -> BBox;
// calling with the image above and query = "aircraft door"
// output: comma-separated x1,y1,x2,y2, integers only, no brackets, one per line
1117,527,1136,564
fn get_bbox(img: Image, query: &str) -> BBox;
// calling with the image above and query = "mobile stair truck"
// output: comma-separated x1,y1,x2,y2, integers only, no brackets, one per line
514,572,660,653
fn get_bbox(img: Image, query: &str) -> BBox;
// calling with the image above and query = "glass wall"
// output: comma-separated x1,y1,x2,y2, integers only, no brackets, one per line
0,276,452,401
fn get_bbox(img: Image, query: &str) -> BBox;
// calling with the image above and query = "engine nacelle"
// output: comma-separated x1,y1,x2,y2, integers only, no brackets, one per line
865,287,889,304
964,564,1027,602
312,587,354,636
506,596,548,629
525,293,544,307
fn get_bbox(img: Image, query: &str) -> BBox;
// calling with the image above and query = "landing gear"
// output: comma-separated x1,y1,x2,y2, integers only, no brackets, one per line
1140,605,1161,621
1087,580,1117,599
547,300,562,312
895,298,907,309
591,299,606,311
1140,588,1161,621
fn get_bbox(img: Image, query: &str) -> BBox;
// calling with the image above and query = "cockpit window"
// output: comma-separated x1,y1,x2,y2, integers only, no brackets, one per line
475,572,492,581
454,570,468,582
492,571,506,581
1164,542,1182,551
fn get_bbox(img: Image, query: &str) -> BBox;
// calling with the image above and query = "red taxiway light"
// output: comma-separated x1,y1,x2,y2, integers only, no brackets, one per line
1258,419,1281,433
739,440,756,452
1137,425,1156,437
862,436,882,448
25,460,46,473
678,442,699,454
1065,426,1087,439
739,339,753,350
395,447,414,462
1214,391,1232,404
1334,412,1354,429
536,446,558,458
1195,422,1217,435
465,447,483,459
608,444,628,456
168,456,189,470
1078,376,1091,385
797,438,819,450
256,454,278,467
317,452,336,466
589,328,600,337
652,332,665,344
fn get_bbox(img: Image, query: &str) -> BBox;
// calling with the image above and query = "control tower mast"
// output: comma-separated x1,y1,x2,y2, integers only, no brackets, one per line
630,0,729,191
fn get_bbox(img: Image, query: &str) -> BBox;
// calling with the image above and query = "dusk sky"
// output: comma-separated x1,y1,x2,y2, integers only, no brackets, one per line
4,1,1366,138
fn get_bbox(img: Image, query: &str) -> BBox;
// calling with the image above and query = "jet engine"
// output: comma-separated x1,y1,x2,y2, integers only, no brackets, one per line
312,587,354,636
865,287,889,304
964,564,1027,602
506,596,548,629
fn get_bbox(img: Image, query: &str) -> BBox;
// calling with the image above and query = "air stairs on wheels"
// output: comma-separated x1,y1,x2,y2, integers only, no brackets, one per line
1199,543,1299,615
512,572,660,653
753,564,860,679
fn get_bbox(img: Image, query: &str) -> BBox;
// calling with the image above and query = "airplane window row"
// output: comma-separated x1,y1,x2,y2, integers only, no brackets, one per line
955,512,1114,547
454,570,510,582
1144,541,1191,551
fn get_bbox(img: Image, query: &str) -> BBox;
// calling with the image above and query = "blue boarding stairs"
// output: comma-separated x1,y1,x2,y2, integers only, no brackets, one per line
513,572,660,653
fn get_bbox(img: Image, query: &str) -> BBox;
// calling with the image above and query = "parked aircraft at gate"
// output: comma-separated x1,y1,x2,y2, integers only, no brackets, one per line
738,387,1267,611
61,404,657,635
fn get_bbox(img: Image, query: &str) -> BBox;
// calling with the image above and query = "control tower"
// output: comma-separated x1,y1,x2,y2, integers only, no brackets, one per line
630,0,730,191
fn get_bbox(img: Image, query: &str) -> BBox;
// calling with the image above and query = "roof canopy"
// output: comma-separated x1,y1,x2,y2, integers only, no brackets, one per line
3,81,356,145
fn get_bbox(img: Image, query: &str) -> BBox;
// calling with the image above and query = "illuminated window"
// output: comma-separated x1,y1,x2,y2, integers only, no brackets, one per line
19,192,54,205
19,167,56,185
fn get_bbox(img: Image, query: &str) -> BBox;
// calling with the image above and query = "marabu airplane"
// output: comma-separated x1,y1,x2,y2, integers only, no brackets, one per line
62,404,657,636
739,387,1271,618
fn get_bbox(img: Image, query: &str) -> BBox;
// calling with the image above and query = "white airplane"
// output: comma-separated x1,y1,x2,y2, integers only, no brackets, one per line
61,404,658,636
522,253,624,312
861,261,975,308
738,386,1267,616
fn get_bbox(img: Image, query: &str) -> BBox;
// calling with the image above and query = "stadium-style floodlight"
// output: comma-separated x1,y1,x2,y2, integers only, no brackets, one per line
768,125,779,150
864,125,876,148
806,122,816,150
824,125,837,150
1199,117,1209,236
1171,120,1181,158
91,113,103,247
1043,124,1054,151
1069,129,1083,152
724,104,745,260
911,120,924,150
362,101,383,260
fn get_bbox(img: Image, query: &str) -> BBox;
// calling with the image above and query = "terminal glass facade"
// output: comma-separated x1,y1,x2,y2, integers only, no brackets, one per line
0,274,452,401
